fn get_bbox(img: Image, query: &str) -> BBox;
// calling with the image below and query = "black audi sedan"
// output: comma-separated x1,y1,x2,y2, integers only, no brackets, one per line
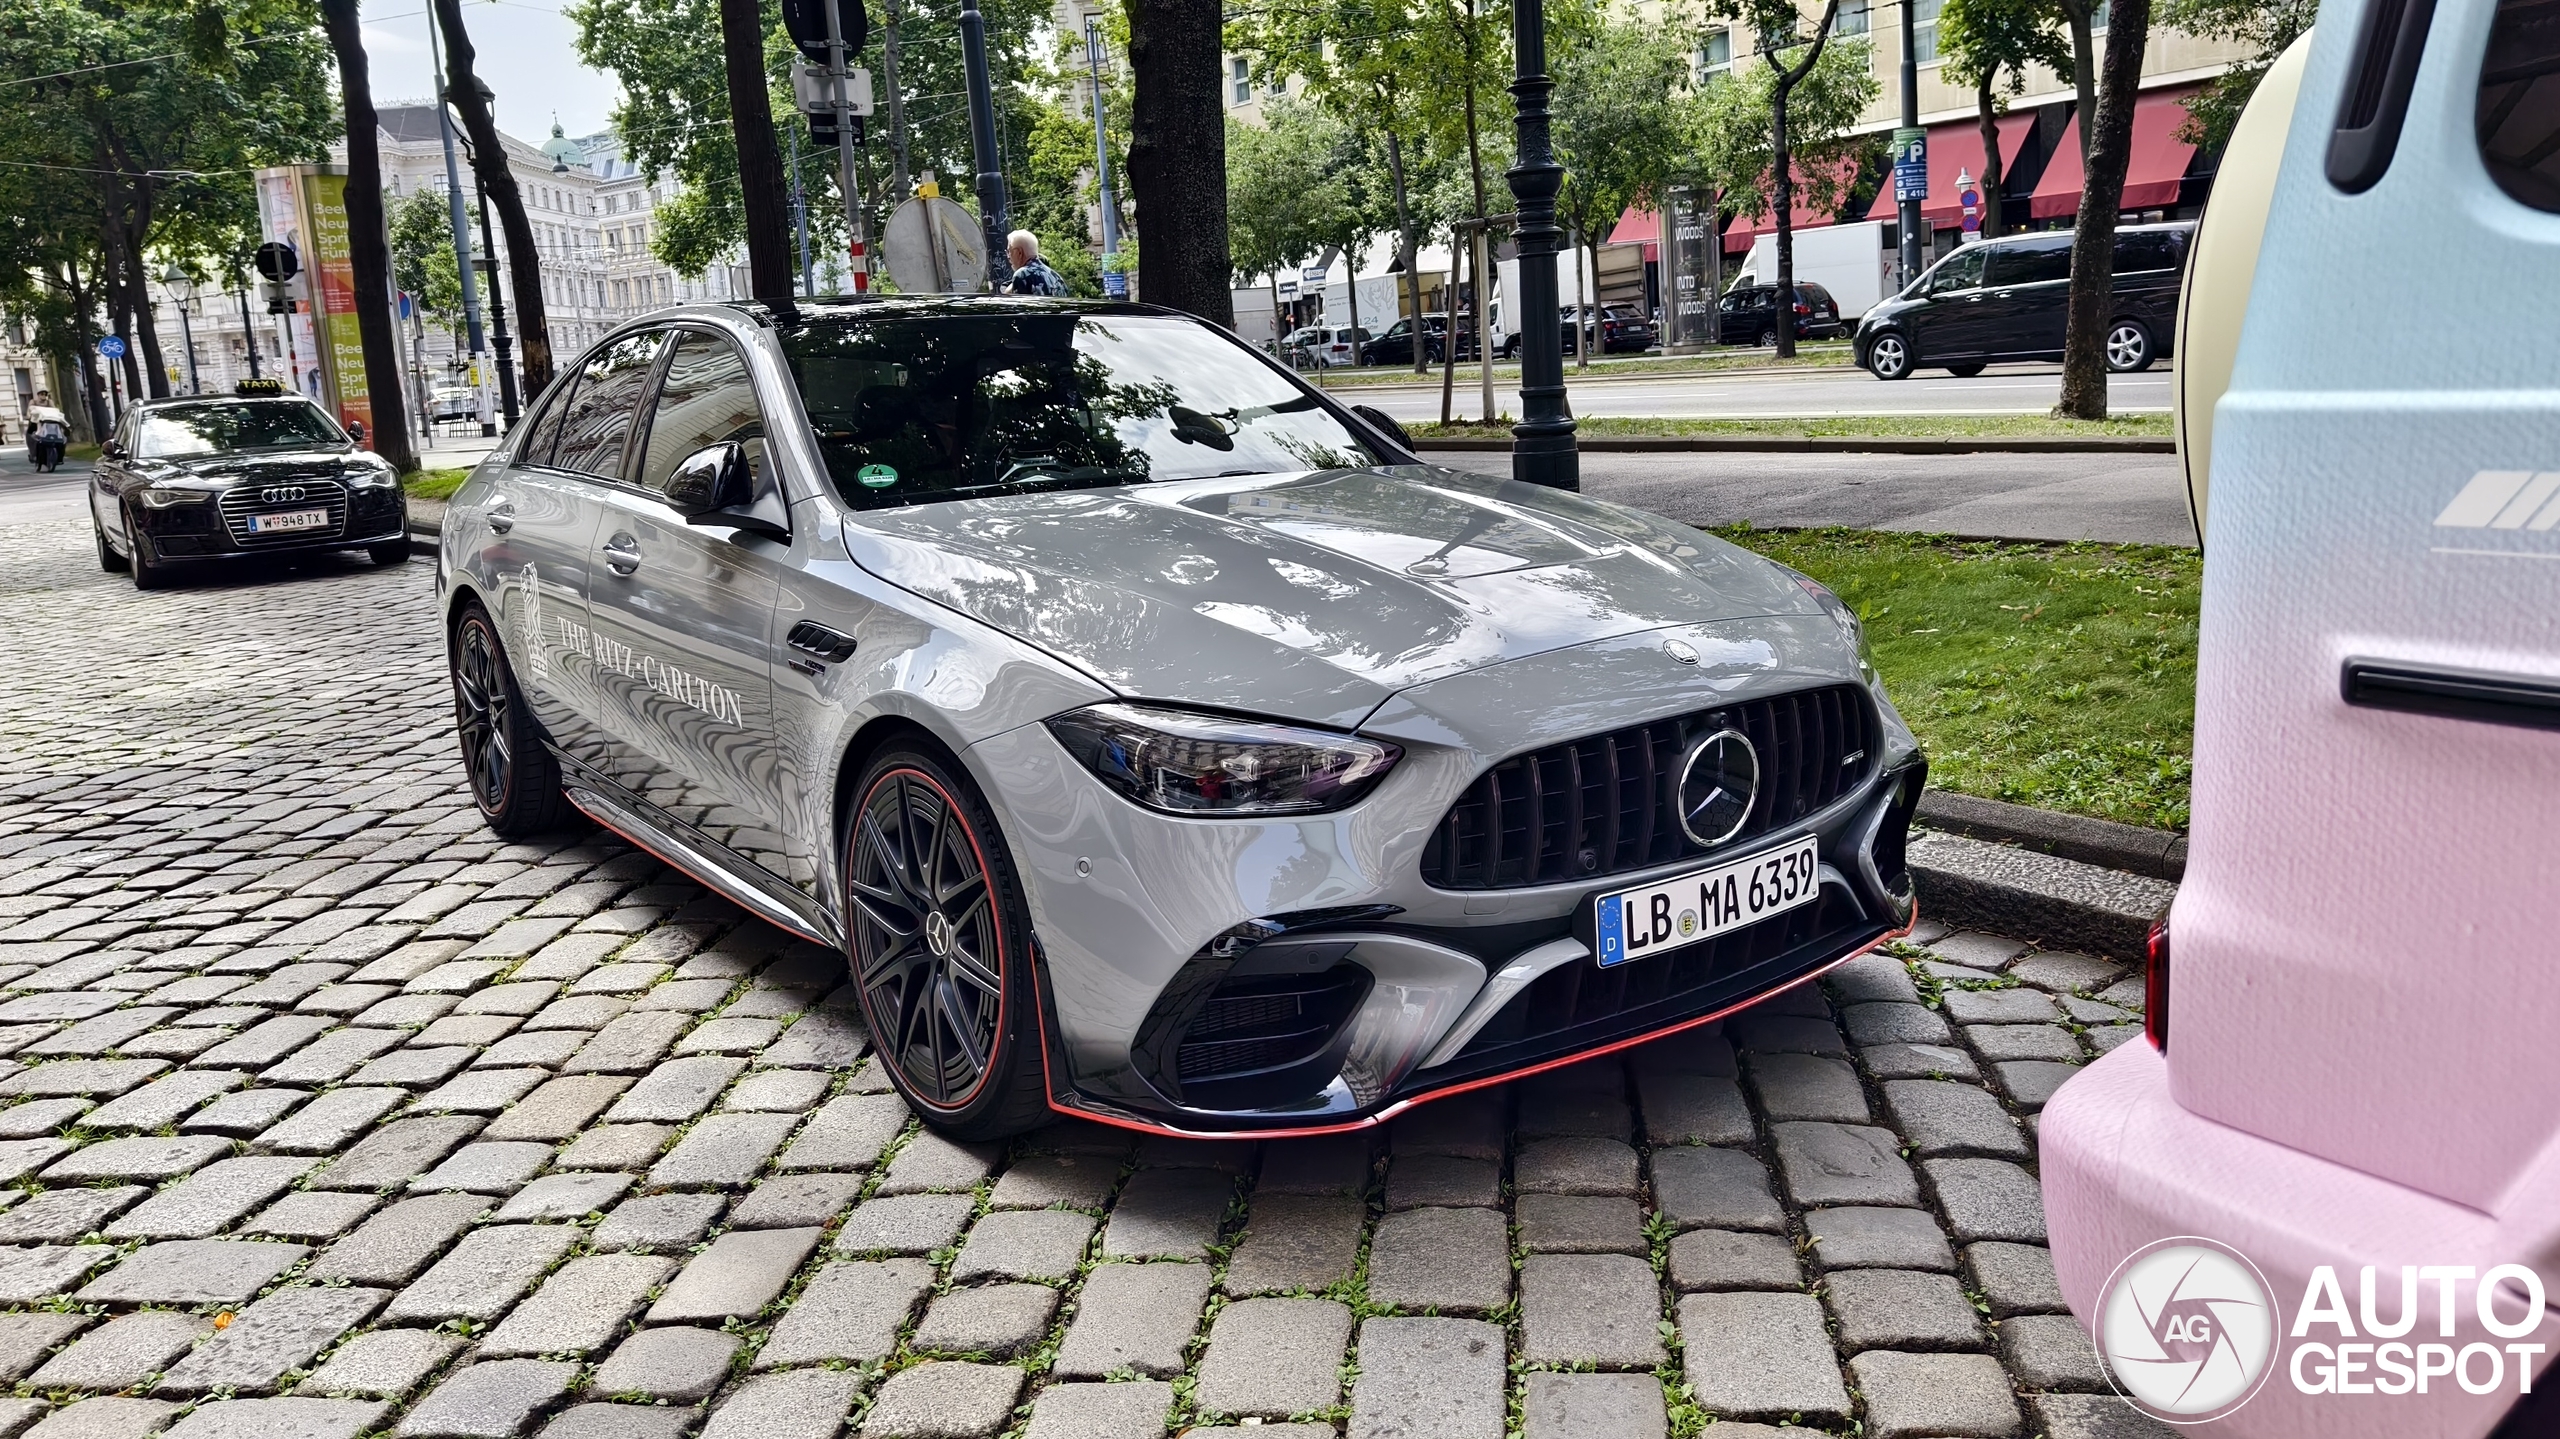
89,386,411,589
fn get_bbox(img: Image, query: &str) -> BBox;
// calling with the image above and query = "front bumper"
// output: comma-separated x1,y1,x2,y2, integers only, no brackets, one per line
2041,1044,2558,1438
973,617,1925,1135
136,488,407,562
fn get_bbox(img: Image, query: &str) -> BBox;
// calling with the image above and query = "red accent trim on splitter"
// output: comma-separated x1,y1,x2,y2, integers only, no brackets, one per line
1035,903,1920,1141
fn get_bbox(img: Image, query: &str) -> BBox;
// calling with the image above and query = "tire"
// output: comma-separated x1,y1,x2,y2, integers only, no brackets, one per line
844,744,1048,1141
127,518,173,591
449,602,574,839
371,536,413,566
95,523,127,573
1946,362,1986,377
2105,319,2154,373
1755,327,1776,348
1866,332,1914,381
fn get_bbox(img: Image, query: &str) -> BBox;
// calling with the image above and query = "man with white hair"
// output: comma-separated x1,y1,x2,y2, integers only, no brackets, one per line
1003,230,1069,297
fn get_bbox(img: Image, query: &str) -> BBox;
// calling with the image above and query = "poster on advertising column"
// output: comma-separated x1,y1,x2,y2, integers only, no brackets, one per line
254,165,379,446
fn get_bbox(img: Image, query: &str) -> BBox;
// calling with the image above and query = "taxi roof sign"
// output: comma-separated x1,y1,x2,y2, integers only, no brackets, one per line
234,377,289,396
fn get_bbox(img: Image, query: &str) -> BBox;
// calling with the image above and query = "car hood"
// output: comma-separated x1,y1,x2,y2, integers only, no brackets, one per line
136,450,361,485
840,465,1819,729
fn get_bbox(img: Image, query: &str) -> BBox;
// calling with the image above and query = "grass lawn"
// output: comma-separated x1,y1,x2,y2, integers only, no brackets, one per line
1716,527,2199,831
405,468,472,501
1408,412,2173,442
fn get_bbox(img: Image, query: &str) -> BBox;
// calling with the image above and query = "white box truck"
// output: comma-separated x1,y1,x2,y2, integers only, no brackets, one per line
1730,220,1893,320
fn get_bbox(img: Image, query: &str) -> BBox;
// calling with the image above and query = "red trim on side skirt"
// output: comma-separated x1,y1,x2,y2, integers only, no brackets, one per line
1034,904,1920,1141
563,792,834,948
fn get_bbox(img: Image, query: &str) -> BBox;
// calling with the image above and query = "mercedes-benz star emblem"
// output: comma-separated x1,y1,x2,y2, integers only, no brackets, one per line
1677,729,1758,847
1664,638,1700,665
923,910,955,958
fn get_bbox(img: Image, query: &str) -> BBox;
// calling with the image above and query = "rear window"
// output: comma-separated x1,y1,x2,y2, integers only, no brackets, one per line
2115,230,2185,273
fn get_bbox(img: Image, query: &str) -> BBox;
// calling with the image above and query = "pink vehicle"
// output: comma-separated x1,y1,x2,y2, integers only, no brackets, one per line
2038,2,2560,1435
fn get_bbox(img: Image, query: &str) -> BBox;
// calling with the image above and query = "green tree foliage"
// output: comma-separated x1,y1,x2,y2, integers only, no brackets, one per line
2161,0,2312,151
572,0,1054,282
1552,15,1692,360
1938,0,2072,236
388,186,465,341
1690,37,1880,230
0,0,331,406
1225,104,1352,285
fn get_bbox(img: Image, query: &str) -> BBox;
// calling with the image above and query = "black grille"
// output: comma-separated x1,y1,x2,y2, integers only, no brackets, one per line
1174,963,1370,1085
219,477,348,546
1441,883,1865,1074
1419,685,1879,890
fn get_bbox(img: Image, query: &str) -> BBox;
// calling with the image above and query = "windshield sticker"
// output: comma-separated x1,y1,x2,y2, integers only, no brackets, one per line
858,464,898,489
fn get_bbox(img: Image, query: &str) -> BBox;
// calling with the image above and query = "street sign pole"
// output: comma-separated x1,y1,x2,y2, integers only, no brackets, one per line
958,0,1009,287
1085,16,1124,298
823,0,869,291
1895,0,1925,289
426,5,487,357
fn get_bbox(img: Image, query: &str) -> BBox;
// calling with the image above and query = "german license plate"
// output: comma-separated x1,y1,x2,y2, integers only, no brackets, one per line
247,508,328,534
1593,835,1821,968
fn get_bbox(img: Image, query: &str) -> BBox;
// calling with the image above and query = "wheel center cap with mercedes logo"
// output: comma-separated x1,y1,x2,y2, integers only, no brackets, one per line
1677,728,1759,846
923,910,956,958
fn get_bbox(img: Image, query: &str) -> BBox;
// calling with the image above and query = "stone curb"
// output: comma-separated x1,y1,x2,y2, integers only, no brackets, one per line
1915,791,2185,882
1415,435,2173,454
1909,830,2176,961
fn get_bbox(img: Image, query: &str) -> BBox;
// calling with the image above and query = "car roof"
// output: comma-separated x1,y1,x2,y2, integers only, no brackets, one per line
131,394,321,411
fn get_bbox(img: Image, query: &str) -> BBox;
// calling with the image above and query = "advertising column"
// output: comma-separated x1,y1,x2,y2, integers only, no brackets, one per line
254,165,380,444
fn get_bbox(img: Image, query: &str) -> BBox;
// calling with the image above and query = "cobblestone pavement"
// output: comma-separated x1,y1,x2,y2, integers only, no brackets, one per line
0,518,2173,1439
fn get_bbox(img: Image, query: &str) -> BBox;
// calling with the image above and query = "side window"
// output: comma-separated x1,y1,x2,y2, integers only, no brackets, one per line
2480,0,2560,211
637,333,771,498
2114,231,2177,273
515,380,577,470
1930,247,1987,293
1988,239,2072,286
552,332,667,481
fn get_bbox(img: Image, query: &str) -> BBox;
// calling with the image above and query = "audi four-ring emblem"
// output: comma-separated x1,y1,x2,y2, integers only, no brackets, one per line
261,486,307,504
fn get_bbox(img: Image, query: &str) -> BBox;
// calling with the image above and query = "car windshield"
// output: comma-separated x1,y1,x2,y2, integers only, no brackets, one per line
133,401,344,458
780,310,1387,511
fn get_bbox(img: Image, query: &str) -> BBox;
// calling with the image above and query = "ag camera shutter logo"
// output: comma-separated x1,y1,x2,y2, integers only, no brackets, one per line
2098,1237,2281,1423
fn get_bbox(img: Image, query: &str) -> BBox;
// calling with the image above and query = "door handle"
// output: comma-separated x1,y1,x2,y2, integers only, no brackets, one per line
487,503,515,534
602,534,641,575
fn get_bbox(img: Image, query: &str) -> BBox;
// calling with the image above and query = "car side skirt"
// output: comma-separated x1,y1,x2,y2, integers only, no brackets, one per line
555,755,839,948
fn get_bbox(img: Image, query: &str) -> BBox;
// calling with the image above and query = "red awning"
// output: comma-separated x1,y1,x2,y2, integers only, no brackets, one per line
2030,88,2199,219
1723,159,1866,252
1607,204,1658,246
1865,112,2038,226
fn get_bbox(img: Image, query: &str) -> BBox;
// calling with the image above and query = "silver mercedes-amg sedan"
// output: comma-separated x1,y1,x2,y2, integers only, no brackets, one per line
436,297,1926,1140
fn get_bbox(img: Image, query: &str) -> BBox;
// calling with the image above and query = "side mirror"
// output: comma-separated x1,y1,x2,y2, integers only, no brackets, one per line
669,441,789,539
100,440,125,461
1351,404,1416,457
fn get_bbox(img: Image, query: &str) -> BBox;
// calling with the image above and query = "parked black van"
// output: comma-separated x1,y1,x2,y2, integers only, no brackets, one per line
1853,222,2193,380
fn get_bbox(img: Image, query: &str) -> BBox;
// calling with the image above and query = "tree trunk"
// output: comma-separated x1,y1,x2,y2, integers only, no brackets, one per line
322,0,417,471
2061,0,2096,162
1385,127,1425,375
2054,0,2150,419
434,0,556,397
1766,3,1840,362
1125,0,1234,324
718,0,795,302
1976,73,2005,240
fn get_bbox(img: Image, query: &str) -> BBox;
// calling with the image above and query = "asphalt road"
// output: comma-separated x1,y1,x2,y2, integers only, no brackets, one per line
1421,448,2199,547
0,451,88,526
1345,361,2176,423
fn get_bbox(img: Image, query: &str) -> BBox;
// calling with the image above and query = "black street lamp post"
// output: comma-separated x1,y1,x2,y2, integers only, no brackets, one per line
1505,0,1578,490
1895,0,1925,287
473,184,521,431
959,0,1010,287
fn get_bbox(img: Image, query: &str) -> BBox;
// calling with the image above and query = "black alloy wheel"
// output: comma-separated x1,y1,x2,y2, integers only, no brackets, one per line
125,511,172,591
450,603,573,838
845,747,1046,1138
94,523,126,573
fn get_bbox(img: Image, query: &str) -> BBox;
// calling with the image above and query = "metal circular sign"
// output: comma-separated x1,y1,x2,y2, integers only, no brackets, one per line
96,336,126,360
2097,1237,2281,1423
1676,728,1758,847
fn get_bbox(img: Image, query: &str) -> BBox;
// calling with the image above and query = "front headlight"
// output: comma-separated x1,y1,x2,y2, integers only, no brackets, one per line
137,484,211,508
1790,572,1878,684
1045,702,1402,816
343,462,399,488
